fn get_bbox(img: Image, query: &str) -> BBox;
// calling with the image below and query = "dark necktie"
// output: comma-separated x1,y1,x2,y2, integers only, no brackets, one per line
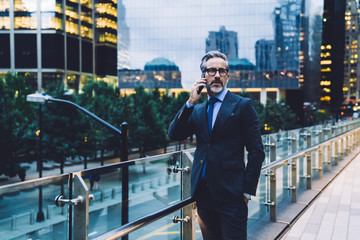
207,97,219,135
201,97,219,179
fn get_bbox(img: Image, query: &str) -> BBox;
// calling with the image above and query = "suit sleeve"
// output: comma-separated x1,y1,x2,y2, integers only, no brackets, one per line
243,99,265,195
168,104,195,141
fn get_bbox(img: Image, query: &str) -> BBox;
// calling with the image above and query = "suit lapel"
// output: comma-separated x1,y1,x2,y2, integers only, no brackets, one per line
211,92,239,137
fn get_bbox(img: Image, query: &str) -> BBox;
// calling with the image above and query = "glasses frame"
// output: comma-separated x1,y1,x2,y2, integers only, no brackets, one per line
205,68,229,77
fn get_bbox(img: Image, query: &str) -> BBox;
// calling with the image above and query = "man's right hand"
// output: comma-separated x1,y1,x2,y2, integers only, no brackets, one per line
188,78,206,105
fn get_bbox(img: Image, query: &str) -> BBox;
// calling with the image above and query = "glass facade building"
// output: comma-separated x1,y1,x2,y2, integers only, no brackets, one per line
118,0,324,107
343,0,360,102
0,0,118,92
320,0,346,109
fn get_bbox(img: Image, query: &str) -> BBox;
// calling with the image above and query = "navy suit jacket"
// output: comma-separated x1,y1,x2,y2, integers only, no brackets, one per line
168,91,265,203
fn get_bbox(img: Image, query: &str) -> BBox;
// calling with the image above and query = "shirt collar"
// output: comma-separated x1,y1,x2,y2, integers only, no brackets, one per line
207,88,228,102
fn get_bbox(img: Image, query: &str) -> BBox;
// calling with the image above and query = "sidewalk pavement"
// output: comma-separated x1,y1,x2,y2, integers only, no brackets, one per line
281,151,360,240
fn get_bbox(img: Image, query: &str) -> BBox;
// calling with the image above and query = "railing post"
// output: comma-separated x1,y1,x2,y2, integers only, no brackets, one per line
306,153,312,189
318,147,323,179
267,170,277,222
269,135,277,163
340,137,344,160
333,140,339,166
181,151,195,240
318,126,324,143
290,159,297,202
327,143,332,172
290,132,297,154
345,133,348,154
326,123,332,139
121,122,129,240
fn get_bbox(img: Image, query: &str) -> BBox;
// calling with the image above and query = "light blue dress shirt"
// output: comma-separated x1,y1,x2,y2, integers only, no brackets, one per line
186,89,228,130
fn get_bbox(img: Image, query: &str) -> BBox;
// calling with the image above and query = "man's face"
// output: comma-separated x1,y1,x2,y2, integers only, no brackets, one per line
205,57,229,96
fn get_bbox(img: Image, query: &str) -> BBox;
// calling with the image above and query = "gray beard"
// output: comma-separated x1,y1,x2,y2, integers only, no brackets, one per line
208,84,224,94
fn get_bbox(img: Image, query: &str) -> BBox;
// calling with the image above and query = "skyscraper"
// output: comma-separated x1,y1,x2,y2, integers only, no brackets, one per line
255,39,277,71
0,0,118,92
320,0,346,110
206,26,238,59
343,0,360,102
117,0,130,70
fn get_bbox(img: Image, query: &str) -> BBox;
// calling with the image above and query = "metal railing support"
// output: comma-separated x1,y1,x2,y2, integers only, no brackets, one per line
333,140,339,166
121,122,129,240
269,170,277,221
290,159,297,203
306,153,312,189
318,147,323,179
181,151,195,240
326,143,332,172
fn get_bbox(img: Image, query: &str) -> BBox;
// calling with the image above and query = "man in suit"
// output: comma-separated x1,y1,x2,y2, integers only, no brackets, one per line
168,51,265,239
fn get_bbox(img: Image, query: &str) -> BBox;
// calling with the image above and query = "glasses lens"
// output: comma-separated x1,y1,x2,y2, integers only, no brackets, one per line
219,69,228,76
207,68,216,76
206,68,228,76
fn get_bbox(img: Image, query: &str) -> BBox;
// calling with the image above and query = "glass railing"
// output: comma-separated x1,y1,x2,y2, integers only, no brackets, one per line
0,174,70,239
77,152,183,238
1,118,360,239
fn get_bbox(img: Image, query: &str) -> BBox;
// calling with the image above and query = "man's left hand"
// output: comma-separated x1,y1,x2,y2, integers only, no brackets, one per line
243,196,249,205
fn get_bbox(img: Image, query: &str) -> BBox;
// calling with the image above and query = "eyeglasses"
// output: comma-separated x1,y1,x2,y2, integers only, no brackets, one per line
205,68,229,77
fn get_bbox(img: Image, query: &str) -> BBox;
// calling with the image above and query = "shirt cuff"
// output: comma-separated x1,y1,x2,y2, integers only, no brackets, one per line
185,101,195,108
243,193,252,200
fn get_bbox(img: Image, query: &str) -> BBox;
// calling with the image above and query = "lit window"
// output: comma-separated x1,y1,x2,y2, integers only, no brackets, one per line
320,60,332,65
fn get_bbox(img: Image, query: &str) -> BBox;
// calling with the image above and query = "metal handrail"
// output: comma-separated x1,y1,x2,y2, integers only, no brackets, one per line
93,197,195,240
0,174,69,195
261,130,352,172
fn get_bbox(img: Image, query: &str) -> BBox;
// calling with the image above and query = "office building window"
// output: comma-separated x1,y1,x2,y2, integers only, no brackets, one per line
14,0,37,29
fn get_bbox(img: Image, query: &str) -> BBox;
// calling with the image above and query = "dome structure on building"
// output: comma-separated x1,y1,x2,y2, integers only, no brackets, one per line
144,57,180,71
228,58,255,71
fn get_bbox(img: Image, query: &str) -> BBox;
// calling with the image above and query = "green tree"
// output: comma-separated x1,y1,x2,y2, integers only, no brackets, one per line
127,86,167,157
260,100,299,134
0,73,36,179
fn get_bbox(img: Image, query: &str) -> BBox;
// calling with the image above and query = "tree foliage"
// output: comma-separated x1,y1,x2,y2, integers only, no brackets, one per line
0,73,36,178
0,74,302,178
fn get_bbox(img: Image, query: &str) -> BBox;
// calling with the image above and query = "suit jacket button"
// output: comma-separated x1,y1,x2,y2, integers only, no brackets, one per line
200,160,204,164
207,143,211,146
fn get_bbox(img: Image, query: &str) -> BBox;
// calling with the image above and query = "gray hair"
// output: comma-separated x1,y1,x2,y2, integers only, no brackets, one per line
200,51,229,73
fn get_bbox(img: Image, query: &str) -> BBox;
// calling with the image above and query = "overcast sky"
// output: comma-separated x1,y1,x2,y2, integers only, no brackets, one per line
120,0,323,88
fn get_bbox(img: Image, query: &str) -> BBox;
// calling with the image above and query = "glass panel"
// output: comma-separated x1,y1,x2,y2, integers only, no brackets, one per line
14,0,37,29
248,170,267,226
311,150,319,180
0,0,10,29
0,175,69,239
276,165,289,204
65,3,79,35
41,0,63,30
85,152,182,238
127,210,182,240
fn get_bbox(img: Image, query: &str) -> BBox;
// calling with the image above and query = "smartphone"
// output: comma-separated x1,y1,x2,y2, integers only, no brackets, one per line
197,72,205,94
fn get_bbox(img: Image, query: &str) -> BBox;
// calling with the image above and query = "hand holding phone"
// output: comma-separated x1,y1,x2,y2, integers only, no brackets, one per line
197,73,205,94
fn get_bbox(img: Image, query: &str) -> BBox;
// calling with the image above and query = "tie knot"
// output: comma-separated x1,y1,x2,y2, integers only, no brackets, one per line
208,97,219,105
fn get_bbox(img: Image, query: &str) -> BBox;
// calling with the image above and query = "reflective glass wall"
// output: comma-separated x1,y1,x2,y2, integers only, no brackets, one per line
118,0,324,104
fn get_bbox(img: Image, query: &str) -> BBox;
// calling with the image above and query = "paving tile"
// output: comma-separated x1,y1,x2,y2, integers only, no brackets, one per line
316,212,336,240
348,215,360,234
281,154,360,240
331,226,347,240
299,233,316,240
334,211,349,227
303,223,320,235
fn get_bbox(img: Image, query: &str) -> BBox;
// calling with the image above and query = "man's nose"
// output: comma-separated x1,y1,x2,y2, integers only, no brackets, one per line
215,70,221,77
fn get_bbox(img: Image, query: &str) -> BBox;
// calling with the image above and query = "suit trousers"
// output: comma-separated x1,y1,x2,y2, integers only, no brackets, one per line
196,180,248,240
